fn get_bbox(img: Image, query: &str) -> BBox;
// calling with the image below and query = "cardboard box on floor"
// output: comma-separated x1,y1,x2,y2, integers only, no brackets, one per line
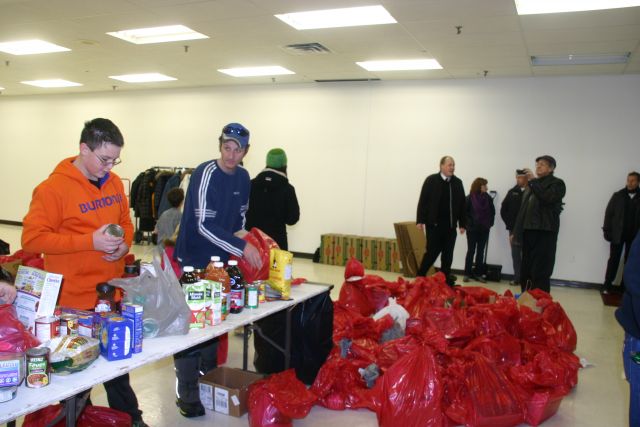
394,221,434,277
199,367,263,417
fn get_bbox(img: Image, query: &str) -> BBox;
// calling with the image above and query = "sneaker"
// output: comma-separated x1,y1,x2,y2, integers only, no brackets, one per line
132,420,150,427
176,398,205,418
476,276,487,284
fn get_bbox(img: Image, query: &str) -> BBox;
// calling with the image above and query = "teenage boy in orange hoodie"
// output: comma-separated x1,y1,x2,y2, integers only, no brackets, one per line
22,118,147,427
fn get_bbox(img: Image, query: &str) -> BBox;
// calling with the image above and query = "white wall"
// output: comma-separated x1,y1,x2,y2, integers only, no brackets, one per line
1,75,639,283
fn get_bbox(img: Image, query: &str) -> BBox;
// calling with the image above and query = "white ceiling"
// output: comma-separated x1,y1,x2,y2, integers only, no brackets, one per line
0,0,639,96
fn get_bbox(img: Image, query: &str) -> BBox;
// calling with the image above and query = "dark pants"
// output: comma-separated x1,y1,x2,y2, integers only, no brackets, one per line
520,229,558,293
624,333,640,427
103,373,143,421
464,229,489,277
418,225,457,284
604,238,634,289
510,237,522,284
173,338,219,403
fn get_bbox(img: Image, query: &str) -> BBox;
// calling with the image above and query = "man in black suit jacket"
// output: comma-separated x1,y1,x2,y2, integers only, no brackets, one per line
416,156,466,286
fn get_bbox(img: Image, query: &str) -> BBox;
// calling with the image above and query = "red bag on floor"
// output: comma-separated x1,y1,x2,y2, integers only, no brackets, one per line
377,344,444,427
248,369,317,427
23,404,131,427
456,353,524,427
0,304,39,352
523,391,564,426
230,228,279,283
542,301,577,352
311,357,379,411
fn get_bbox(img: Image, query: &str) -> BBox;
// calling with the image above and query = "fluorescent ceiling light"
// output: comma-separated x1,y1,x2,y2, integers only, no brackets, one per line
275,5,396,30
109,73,177,83
531,53,630,66
107,25,209,44
21,79,82,88
356,59,443,71
515,0,640,15
218,66,295,77
0,86,5,90
0,39,70,55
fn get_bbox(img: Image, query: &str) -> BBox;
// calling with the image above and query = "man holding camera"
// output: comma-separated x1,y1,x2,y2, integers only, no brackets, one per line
512,155,566,293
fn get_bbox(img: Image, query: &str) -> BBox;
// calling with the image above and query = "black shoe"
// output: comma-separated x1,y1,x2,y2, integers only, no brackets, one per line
176,398,205,418
132,420,150,427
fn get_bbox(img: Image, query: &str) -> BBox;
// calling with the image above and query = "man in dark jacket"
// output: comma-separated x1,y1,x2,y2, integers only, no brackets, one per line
500,169,528,286
246,148,300,250
615,231,640,426
513,155,566,293
602,171,640,294
416,156,466,286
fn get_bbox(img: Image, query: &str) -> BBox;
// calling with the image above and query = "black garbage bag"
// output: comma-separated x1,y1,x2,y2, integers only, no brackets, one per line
253,289,333,384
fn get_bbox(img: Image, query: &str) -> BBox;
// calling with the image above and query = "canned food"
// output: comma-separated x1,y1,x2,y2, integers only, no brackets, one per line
59,313,78,336
26,347,50,388
104,223,125,237
258,281,266,304
35,316,59,342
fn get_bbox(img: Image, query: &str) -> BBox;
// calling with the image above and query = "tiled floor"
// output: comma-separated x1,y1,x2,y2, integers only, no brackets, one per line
0,224,628,426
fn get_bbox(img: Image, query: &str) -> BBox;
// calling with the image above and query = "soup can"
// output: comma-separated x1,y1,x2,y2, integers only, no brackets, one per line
35,316,59,342
59,313,79,336
26,347,50,388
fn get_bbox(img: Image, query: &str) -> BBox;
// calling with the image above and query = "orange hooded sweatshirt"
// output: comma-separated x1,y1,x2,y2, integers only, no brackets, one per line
22,157,134,310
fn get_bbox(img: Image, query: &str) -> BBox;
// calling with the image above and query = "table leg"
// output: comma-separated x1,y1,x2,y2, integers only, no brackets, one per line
242,323,250,370
285,307,292,369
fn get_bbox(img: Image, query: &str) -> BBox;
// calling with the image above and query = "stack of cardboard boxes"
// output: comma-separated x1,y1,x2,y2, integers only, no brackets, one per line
393,221,434,277
319,234,401,273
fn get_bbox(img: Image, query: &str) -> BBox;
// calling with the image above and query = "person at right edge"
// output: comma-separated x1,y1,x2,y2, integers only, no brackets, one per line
512,155,566,294
602,171,640,294
615,230,640,427
172,122,262,418
245,148,300,250
416,156,466,286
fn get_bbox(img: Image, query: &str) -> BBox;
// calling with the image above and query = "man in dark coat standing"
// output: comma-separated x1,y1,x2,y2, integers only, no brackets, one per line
500,169,528,286
513,155,566,293
416,156,466,286
246,148,300,250
602,171,640,294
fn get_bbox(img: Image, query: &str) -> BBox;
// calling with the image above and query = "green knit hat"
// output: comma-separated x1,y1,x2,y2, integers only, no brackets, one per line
266,148,287,168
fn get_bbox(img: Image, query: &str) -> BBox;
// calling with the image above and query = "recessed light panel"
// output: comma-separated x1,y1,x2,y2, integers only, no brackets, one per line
0,39,70,55
21,79,82,88
275,5,396,30
109,73,177,83
218,66,295,77
107,25,209,44
356,59,443,71
516,0,640,15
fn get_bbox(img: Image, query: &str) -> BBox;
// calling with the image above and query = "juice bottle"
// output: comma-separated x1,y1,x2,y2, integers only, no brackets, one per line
179,266,198,286
226,260,245,314
205,257,229,322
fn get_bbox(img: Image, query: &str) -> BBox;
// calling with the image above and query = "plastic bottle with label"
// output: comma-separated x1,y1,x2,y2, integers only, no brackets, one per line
206,260,231,320
180,266,198,286
95,282,117,313
226,260,245,314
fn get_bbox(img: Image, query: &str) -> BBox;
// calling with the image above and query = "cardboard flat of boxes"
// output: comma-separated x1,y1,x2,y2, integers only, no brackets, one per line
319,234,401,273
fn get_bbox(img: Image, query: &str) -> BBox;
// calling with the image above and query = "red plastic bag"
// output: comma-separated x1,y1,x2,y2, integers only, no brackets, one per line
400,274,455,318
248,369,317,427
542,301,577,352
311,357,379,411
465,334,521,367
0,304,39,352
231,228,279,283
23,404,131,427
523,391,564,426
377,344,444,427
457,353,524,427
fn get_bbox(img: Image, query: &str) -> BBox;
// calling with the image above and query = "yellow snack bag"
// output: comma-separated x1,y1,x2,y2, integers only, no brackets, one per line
268,249,293,299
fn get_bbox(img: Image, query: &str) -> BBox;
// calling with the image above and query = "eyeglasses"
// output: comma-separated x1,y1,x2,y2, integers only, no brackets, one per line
91,150,122,167
223,125,249,137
